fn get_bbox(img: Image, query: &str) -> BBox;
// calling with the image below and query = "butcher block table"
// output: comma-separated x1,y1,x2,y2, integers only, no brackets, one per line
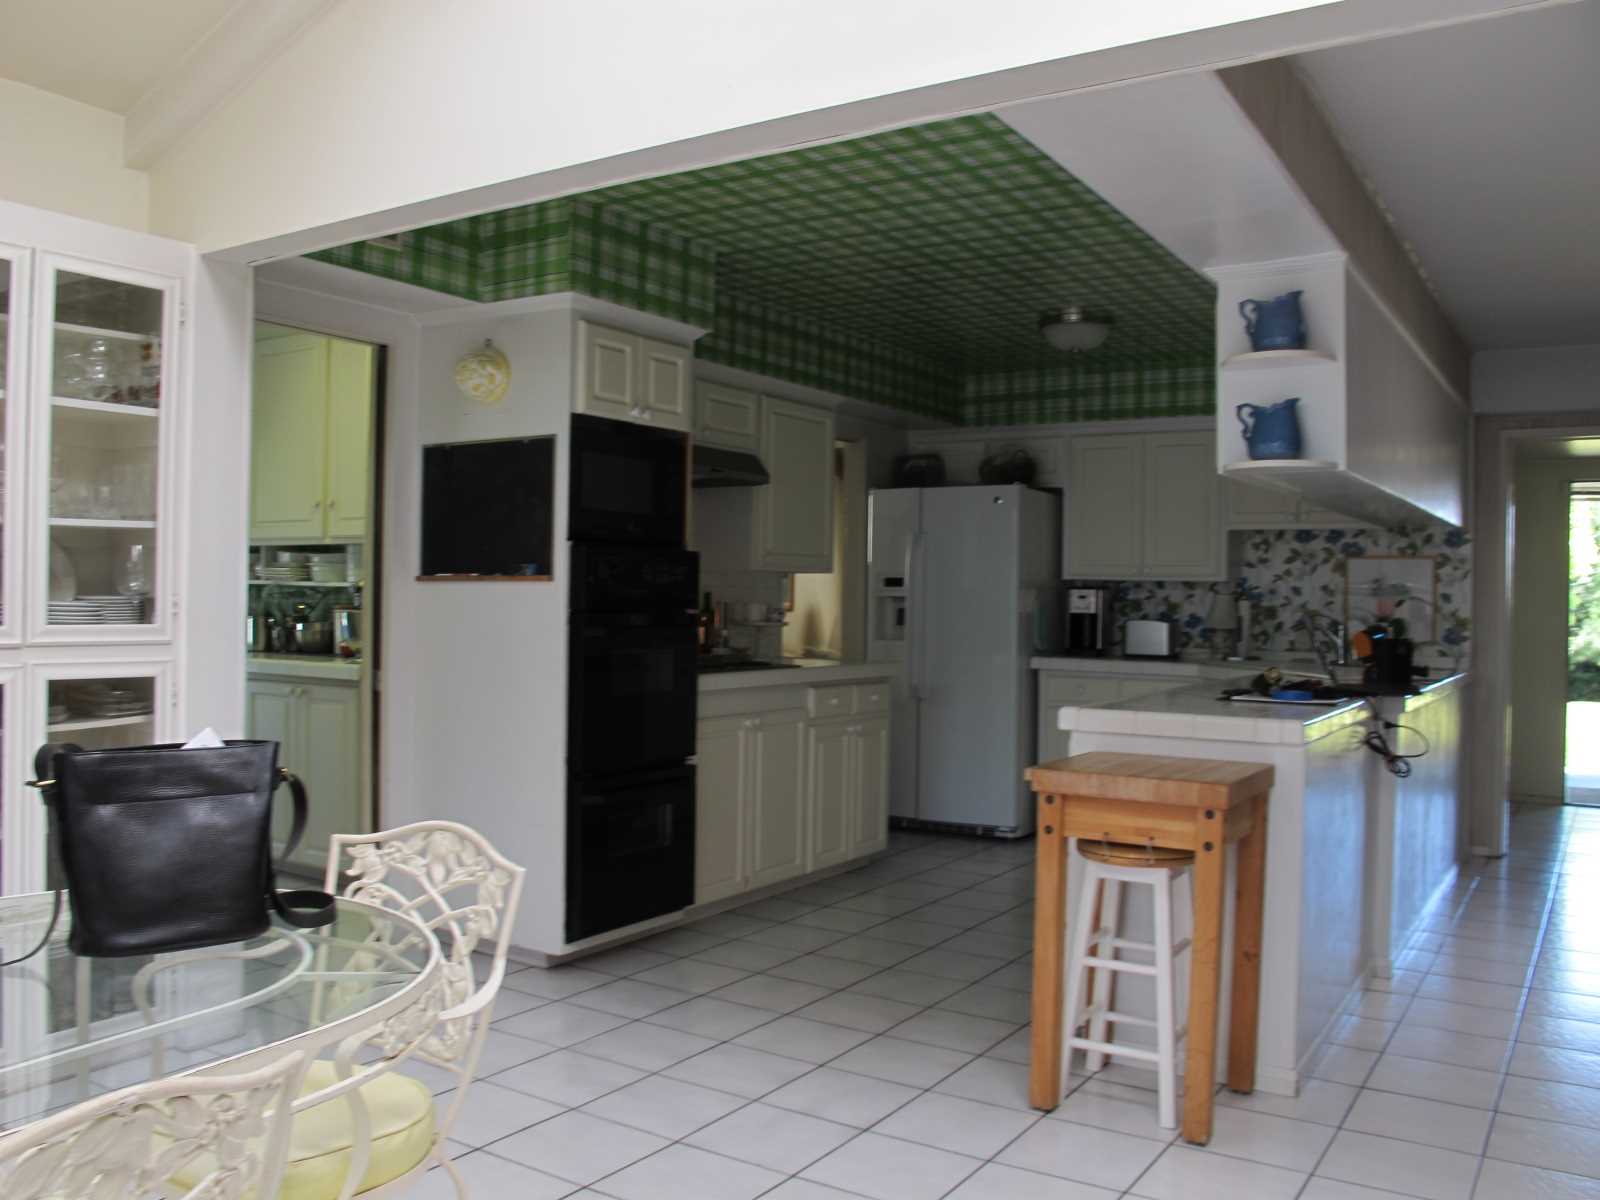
1026,751,1273,1144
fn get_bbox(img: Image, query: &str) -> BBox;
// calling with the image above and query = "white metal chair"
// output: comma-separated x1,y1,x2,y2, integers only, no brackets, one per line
280,820,528,1200
0,1052,303,1200
1064,838,1193,1128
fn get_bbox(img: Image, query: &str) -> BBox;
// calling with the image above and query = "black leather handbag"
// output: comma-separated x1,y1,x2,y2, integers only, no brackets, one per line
16,739,335,961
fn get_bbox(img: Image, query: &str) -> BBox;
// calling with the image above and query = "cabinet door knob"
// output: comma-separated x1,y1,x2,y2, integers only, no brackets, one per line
328,498,337,509
311,500,321,511
743,718,758,729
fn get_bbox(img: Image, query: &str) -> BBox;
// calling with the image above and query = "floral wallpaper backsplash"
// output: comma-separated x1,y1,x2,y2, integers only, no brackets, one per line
1084,525,1472,668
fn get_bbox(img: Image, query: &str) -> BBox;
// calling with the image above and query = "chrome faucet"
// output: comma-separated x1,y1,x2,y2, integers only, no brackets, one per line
1299,607,1349,684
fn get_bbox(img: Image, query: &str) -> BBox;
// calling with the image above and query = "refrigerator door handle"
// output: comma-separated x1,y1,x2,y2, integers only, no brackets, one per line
909,531,929,701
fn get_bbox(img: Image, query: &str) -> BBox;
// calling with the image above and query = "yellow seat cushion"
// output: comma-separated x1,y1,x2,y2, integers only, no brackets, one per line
170,1061,436,1200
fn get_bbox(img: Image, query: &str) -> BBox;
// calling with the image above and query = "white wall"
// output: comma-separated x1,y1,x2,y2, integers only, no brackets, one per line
1473,344,1600,414
181,255,253,735
142,0,1520,254
410,309,575,953
0,80,148,231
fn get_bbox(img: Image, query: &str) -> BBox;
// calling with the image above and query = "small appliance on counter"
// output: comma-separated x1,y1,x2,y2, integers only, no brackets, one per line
1124,618,1177,660
1064,586,1114,655
332,607,361,658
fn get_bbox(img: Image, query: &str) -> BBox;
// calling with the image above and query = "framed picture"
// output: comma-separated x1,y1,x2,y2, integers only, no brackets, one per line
1345,554,1437,643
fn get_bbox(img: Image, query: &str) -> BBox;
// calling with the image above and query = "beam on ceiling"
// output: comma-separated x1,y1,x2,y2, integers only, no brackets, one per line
123,0,337,170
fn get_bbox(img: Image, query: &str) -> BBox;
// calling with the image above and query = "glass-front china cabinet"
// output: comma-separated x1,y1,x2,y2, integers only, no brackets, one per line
0,228,186,899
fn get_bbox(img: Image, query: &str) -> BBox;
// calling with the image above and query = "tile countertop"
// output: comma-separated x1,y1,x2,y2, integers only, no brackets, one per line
1054,671,1467,746
1031,653,1331,678
697,659,898,693
246,654,364,683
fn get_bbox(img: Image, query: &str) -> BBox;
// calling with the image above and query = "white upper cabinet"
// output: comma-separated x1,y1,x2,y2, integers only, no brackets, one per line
31,254,177,642
0,243,25,645
251,331,328,541
1224,478,1364,529
324,340,374,540
576,320,691,431
1064,431,1224,581
755,396,834,572
694,381,760,452
1142,432,1223,579
249,327,373,543
1064,434,1143,578
1224,478,1299,527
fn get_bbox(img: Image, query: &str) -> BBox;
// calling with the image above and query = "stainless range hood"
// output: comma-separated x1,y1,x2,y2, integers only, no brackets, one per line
692,444,770,488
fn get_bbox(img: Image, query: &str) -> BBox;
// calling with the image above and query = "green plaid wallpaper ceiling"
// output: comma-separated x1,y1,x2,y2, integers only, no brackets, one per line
309,114,1215,424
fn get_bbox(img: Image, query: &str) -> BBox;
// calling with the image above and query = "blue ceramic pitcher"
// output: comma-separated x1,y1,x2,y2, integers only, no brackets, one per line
1237,397,1302,460
1238,290,1306,351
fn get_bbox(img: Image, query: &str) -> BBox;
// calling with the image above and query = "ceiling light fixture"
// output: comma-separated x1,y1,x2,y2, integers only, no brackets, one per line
1038,305,1112,353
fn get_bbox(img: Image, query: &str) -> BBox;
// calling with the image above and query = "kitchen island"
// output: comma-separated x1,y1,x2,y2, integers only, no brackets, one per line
1044,672,1465,1097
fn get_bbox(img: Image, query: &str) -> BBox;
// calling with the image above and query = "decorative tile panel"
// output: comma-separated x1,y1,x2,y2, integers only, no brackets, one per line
1087,525,1472,668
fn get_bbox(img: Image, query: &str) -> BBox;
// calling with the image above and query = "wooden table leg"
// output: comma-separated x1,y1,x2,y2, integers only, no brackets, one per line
1182,810,1226,1144
1029,795,1068,1110
1228,793,1268,1093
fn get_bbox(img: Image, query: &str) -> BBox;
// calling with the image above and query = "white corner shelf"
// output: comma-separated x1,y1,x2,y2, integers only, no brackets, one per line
1221,350,1338,371
1223,458,1340,476
51,396,159,420
54,321,159,344
47,713,156,733
49,517,158,530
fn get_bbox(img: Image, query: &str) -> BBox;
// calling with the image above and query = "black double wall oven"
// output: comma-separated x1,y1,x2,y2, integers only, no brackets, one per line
566,415,698,942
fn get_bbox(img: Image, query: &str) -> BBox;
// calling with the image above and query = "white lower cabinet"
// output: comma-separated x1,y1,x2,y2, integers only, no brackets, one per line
807,719,853,871
747,711,808,889
694,682,890,907
693,709,807,903
248,674,362,874
694,716,749,905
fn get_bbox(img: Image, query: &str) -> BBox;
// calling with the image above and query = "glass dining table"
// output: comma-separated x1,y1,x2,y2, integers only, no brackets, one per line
0,892,443,1134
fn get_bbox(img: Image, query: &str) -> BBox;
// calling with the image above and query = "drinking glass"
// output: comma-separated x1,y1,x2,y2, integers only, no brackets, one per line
116,543,150,599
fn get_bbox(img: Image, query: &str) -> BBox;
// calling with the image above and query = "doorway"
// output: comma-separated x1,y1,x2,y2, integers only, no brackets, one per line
247,322,385,876
1567,482,1600,805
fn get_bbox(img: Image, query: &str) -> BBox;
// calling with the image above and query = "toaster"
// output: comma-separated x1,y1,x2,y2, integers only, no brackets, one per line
1124,618,1177,659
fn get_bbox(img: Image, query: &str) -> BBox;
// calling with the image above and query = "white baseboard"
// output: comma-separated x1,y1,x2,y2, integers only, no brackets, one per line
1293,962,1376,1096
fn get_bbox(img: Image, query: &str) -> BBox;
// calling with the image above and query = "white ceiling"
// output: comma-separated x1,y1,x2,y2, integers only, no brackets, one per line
0,0,239,112
1296,2,1600,350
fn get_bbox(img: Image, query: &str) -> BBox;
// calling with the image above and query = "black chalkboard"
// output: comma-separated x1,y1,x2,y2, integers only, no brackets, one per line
421,436,554,577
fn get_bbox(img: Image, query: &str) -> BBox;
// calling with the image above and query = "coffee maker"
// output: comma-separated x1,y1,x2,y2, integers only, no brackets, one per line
1065,586,1114,655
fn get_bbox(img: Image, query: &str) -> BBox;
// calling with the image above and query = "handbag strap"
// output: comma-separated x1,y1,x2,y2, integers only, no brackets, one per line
268,768,336,929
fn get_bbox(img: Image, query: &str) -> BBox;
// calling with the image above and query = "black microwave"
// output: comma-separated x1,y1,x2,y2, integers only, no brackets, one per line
569,414,688,547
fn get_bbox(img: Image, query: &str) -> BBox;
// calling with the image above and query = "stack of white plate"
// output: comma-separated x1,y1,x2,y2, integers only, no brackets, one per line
48,599,103,624
299,551,344,583
256,563,310,582
81,595,145,623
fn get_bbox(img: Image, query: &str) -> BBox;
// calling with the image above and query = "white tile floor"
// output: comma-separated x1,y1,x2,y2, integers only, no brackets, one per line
415,803,1600,1199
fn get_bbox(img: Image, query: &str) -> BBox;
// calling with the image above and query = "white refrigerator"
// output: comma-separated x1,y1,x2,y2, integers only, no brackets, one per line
868,485,1062,836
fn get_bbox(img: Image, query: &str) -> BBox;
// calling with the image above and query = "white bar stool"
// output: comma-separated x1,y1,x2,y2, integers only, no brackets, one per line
1063,837,1194,1128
